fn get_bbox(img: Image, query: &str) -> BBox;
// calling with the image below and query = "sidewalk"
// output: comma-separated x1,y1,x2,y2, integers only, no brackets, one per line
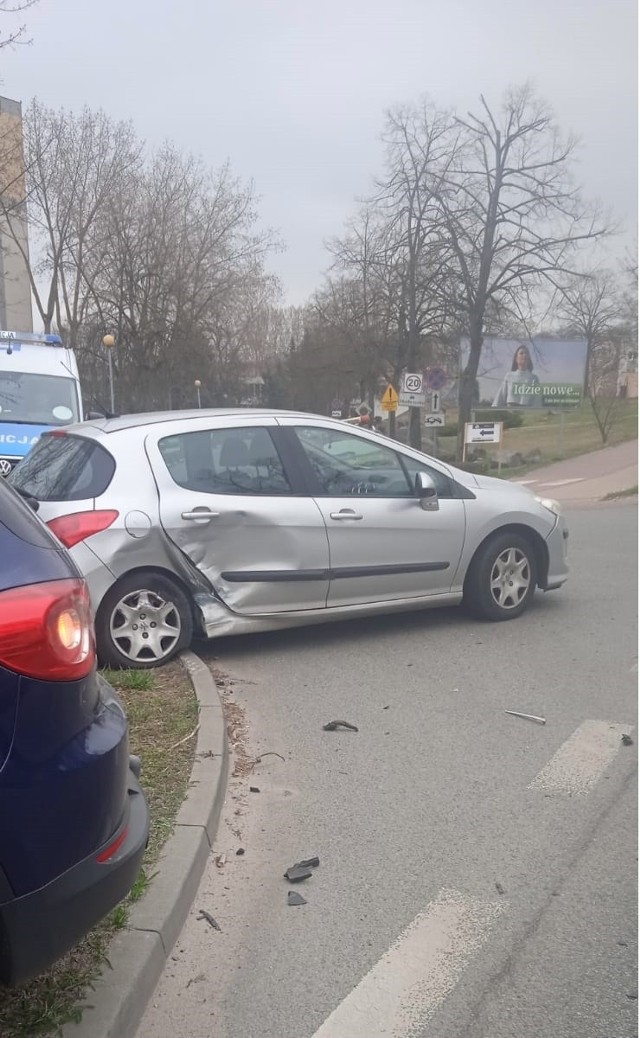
512,440,637,505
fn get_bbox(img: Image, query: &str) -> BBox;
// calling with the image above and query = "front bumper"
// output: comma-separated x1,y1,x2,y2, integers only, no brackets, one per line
0,765,149,986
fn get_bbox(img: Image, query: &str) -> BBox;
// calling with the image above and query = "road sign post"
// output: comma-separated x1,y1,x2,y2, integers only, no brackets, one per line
381,384,399,440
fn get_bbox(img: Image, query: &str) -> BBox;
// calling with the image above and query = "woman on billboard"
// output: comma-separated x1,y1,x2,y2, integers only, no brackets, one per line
493,344,542,408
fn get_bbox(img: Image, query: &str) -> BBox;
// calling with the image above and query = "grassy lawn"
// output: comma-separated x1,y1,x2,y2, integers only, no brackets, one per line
431,399,637,473
0,661,198,1038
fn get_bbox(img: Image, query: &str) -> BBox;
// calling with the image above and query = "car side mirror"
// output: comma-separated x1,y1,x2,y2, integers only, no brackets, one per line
414,471,439,511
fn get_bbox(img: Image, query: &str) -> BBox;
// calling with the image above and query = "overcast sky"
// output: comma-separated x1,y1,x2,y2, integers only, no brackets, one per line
1,0,637,305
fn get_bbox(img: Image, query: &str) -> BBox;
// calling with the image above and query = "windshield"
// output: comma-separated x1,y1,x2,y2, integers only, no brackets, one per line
0,372,80,425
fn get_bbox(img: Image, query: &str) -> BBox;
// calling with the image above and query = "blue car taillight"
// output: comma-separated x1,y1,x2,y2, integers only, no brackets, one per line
0,578,96,681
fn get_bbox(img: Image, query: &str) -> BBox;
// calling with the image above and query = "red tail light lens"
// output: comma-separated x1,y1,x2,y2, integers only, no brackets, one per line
0,579,95,680
47,510,118,549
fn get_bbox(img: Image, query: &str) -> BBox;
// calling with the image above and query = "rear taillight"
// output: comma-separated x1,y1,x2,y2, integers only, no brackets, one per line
0,579,95,680
47,510,118,549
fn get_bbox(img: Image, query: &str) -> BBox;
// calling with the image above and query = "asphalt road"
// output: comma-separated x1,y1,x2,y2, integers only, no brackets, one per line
138,502,638,1038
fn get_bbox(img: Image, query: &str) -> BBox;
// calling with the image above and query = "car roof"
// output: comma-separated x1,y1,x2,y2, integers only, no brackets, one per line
71,409,342,435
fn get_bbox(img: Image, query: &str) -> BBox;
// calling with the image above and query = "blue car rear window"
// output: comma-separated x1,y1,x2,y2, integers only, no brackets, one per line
9,435,115,501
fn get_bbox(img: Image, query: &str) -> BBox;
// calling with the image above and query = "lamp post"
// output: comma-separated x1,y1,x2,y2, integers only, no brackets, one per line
102,334,116,413
194,379,202,408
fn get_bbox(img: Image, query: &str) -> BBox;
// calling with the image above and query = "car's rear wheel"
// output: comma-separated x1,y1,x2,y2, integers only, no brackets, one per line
464,532,537,621
96,572,194,669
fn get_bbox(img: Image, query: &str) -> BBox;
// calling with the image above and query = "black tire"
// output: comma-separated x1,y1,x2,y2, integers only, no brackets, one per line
96,571,194,669
464,531,537,621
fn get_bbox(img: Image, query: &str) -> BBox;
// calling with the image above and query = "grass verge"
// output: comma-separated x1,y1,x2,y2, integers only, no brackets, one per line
430,399,638,474
0,660,198,1038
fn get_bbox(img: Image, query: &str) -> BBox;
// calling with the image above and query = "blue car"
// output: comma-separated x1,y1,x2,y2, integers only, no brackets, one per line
0,477,149,985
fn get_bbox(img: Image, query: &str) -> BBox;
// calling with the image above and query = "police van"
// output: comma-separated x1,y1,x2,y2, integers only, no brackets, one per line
0,331,83,477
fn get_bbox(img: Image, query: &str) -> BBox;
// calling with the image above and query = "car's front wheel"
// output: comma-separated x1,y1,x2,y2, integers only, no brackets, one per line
96,571,194,669
464,532,537,621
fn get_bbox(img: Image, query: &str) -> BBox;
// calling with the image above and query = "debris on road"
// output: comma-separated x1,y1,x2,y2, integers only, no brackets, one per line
495,882,506,895
249,786,260,793
621,733,634,746
197,909,221,932
383,705,390,710
214,853,226,869
287,891,307,906
294,856,320,870
505,710,546,725
186,973,206,989
323,720,359,732
284,864,313,882
236,847,245,856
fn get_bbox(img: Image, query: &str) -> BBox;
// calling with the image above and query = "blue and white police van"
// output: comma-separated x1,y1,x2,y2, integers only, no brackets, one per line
0,331,83,477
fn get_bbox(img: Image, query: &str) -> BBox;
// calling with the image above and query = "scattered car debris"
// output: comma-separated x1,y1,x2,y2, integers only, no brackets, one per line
197,909,221,932
287,891,307,906
294,856,320,870
256,751,286,763
236,848,245,856
505,710,546,725
186,972,206,989
284,864,313,882
495,882,506,895
214,853,227,868
622,733,634,746
383,705,390,710
323,720,359,732
249,786,260,793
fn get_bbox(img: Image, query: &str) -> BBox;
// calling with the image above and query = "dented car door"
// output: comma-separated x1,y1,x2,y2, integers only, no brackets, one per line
145,418,330,614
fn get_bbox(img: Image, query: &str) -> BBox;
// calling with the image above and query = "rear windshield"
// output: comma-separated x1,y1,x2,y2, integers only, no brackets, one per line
9,434,115,501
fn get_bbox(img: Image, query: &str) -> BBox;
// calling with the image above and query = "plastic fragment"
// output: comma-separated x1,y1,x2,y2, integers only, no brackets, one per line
284,865,312,882
505,710,546,725
323,720,359,732
287,891,307,906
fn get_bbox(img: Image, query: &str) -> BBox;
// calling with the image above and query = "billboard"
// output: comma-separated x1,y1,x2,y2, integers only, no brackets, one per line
462,337,588,408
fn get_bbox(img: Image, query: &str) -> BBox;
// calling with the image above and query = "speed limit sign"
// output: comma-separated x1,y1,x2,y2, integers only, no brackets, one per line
400,372,426,405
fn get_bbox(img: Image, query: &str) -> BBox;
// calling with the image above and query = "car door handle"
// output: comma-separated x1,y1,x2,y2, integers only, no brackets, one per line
329,509,364,520
181,509,220,521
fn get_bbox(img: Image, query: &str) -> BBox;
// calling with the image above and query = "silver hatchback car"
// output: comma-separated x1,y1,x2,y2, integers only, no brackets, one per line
10,410,569,668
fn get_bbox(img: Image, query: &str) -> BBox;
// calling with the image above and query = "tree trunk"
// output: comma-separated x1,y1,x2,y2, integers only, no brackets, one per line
457,320,483,461
409,406,422,449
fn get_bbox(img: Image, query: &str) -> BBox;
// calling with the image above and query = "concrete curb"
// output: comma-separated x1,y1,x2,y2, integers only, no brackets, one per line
62,650,228,1038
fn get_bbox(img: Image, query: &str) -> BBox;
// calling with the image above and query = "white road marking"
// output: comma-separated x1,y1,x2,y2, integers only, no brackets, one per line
529,720,634,796
537,477,585,487
309,889,505,1038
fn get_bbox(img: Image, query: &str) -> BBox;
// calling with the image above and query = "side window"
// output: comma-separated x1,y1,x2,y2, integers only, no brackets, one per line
294,427,413,497
399,454,454,498
158,427,291,496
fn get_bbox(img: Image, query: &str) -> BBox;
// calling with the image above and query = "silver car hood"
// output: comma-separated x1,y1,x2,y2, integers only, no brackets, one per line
450,466,536,501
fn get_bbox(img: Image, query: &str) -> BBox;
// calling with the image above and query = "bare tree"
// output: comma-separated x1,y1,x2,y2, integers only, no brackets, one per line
0,100,141,337
436,85,609,451
0,0,38,50
89,146,279,410
556,268,620,393
328,103,461,446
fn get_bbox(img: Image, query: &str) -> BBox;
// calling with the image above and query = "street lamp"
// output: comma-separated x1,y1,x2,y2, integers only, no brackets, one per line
194,379,202,408
102,334,116,414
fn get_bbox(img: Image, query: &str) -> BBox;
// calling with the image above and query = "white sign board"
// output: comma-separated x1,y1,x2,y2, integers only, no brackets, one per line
465,422,503,444
428,390,444,412
424,412,446,427
399,372,426,407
